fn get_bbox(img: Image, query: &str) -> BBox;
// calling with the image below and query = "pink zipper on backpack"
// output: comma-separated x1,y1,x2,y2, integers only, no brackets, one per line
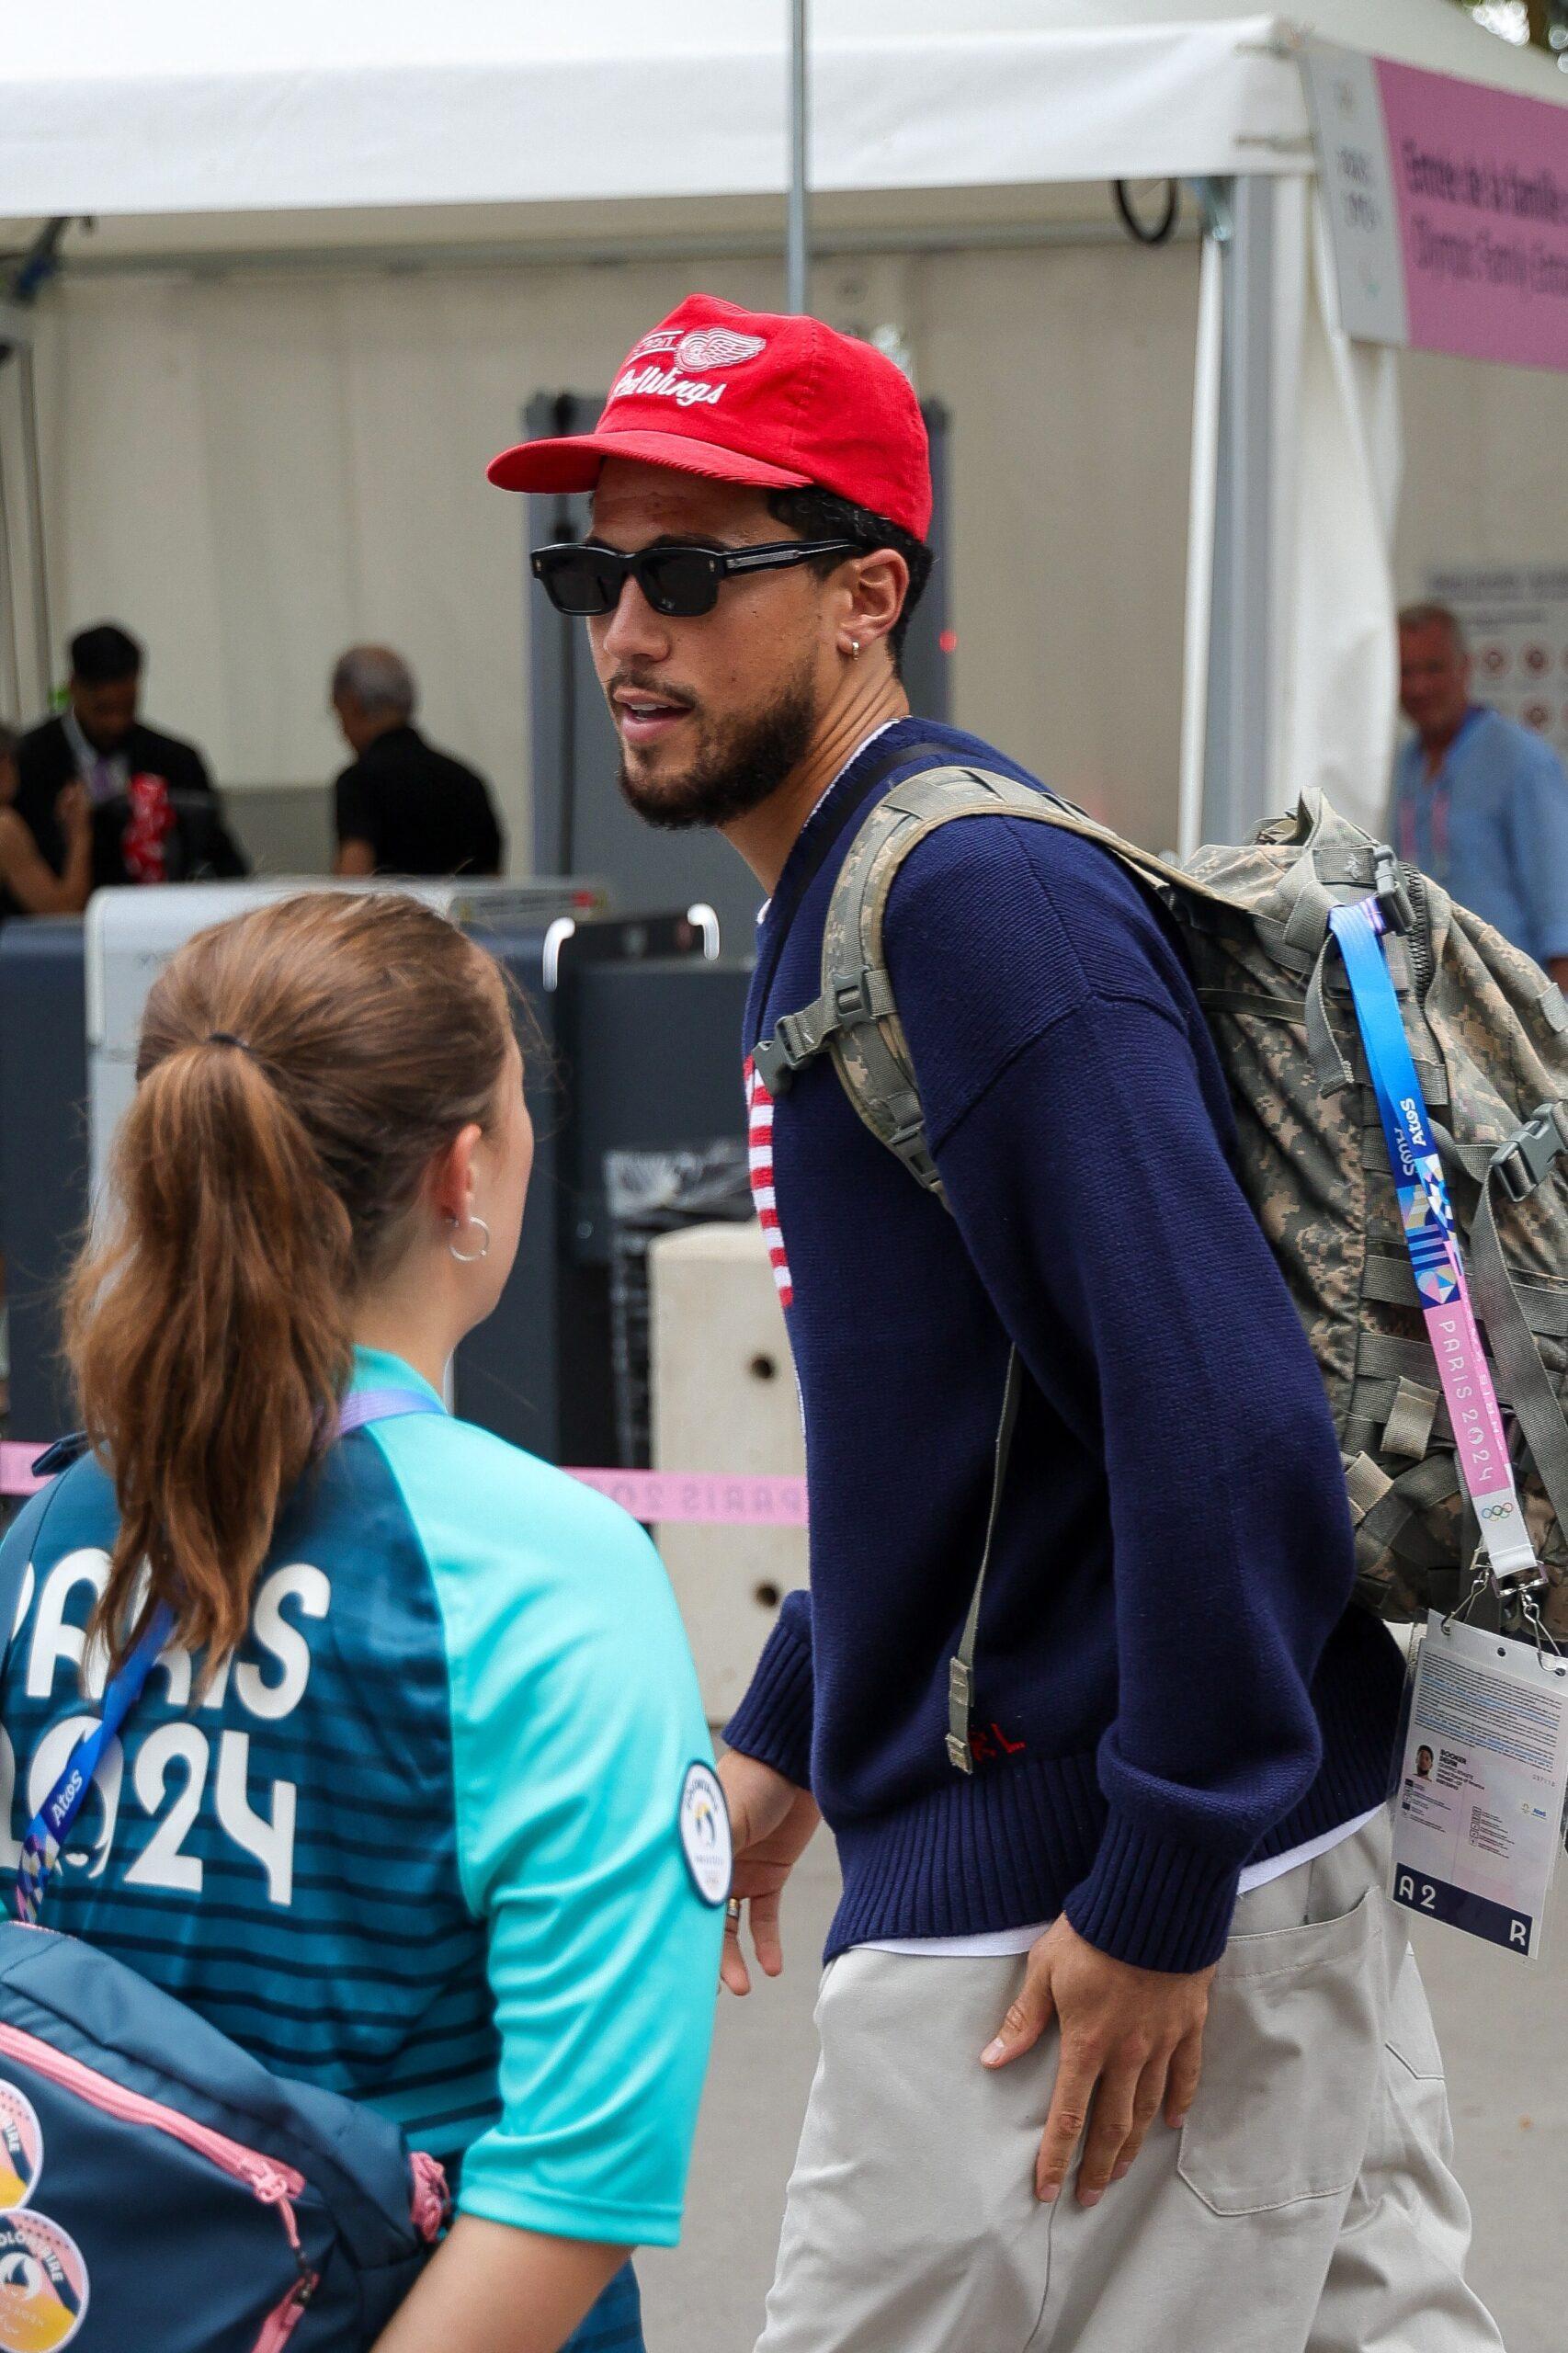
0,2020,319,2347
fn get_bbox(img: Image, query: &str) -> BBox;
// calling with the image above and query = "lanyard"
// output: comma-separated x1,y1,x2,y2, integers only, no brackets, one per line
13,1386,443,1924
1329,897,1538,1587
1398,776,1449,883
1397,709,1486,885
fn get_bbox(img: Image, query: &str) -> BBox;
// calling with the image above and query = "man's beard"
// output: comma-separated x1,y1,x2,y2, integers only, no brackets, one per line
616,658,819,833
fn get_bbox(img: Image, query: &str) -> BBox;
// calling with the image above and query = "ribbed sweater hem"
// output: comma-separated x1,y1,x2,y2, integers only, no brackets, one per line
824,1625,1402,1972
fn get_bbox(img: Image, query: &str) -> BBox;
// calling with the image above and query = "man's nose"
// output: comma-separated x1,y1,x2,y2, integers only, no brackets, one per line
597,577,673,666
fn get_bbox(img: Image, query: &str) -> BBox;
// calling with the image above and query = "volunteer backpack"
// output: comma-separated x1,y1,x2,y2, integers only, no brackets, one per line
753,770,1568,1763
0,1391,450,2351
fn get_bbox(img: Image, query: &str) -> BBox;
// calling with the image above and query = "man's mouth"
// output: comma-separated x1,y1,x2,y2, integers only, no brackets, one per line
614,688,694,750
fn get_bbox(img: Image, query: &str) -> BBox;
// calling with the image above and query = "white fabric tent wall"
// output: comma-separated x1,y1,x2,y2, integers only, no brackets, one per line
1180,179,1404,849
6,0,1567,862
28,236,1203,861
1278,213,1403,835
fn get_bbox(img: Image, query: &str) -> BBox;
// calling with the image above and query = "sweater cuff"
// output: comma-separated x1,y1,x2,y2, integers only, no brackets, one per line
722,1616,813,1791
1063,1812,1241,1974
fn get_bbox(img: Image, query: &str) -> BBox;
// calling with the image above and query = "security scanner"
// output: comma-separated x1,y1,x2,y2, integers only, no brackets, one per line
1,881,750,1470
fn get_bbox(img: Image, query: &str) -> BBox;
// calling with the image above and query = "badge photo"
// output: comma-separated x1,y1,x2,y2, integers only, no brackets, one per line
0,2211,88,2351
0,2090,42,2213
678,1761,733,1906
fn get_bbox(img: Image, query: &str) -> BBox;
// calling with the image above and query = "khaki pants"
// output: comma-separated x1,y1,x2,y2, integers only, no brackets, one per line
755,1820,1503,2353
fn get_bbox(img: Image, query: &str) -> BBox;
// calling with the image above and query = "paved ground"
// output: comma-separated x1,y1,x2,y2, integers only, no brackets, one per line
641,1833,1564,2352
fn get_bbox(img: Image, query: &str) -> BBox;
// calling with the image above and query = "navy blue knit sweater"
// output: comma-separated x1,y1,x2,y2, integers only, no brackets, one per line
723,720,1403,1973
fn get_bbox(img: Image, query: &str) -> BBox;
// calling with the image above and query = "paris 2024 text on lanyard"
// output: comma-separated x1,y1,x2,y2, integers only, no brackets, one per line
1332,895,1568,1961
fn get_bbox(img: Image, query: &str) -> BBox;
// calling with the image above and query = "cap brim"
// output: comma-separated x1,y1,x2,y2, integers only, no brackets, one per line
486,427,812,497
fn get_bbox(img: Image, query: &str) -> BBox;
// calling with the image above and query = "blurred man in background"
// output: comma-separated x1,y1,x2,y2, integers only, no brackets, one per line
1391,601,1568,985
331,645,503,879
14,622,247,889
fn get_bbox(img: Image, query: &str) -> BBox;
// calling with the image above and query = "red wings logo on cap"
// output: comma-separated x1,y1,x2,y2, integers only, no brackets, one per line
675,329,767,372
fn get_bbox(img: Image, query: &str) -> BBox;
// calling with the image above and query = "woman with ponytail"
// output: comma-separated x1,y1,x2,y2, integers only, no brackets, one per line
0,892,722,2353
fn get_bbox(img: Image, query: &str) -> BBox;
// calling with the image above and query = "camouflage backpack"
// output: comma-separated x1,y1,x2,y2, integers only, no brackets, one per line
753,769,1568,1772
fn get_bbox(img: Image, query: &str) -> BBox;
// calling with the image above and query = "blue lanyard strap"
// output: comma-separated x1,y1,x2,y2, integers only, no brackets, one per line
15,1603,176,1924
1329,898,1538,1588
14,1384,444,1924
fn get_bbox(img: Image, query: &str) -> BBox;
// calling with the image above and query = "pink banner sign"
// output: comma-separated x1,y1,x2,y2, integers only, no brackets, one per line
0,1441,808,1527
1306,43,1568,374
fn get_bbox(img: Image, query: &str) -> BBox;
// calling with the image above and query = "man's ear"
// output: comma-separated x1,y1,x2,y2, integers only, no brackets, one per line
844,548,910,660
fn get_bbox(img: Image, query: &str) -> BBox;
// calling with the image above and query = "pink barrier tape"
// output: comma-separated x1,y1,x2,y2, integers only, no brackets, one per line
564,1470,808,1527
1,1444,808,1526
0,1446,47,1499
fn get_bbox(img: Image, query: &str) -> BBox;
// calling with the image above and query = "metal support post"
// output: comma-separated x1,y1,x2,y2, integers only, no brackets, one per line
17,346,51,710
787,0,809,313
1202,176,1278,848
0,432,20,722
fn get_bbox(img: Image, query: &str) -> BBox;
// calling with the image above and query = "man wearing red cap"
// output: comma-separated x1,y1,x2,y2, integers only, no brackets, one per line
491,299,1497,2353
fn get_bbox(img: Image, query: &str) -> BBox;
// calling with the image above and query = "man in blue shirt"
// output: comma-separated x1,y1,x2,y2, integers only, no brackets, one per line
1391,601,1568,981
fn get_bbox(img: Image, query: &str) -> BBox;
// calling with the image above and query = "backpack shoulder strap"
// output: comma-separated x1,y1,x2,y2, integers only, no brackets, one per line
754,760,1209,1200
751,762,1219,1779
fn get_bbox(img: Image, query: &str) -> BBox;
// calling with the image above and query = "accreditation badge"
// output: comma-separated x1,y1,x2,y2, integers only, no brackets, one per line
1392,1611,1568,1961
678,1761,733,1906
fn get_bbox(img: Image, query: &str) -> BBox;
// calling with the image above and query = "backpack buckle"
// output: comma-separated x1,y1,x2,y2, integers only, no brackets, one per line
752,1015,812,1097
1373,846,1415,937
886,1112,941,1191
1493,1106,1566,1205
833,970,879,1022
29,1431,88,1480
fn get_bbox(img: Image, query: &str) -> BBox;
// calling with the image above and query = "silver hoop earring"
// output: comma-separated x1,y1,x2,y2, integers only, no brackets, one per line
448,1215,491,1264
849,638,861,657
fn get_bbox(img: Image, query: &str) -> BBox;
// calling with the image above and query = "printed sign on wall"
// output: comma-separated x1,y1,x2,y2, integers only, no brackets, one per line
1426,564,1568,778
1305,42,1568,373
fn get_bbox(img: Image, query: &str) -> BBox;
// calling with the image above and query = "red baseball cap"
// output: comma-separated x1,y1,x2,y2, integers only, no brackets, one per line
487,293,932,541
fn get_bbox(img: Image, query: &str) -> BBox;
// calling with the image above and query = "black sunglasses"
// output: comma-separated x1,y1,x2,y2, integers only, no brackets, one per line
529,537,859,619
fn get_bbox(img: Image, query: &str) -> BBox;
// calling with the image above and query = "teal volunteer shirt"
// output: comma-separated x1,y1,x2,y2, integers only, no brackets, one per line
0,1347,722,2247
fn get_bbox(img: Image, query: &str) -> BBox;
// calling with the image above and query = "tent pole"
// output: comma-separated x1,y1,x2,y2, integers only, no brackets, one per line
17,346,51,711
787,0,809,313
0,425,21,723
1178,230,1224,861
1203,176,1278,848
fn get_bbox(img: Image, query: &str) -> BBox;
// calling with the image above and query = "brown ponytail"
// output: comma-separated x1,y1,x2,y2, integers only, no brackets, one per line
65,892,514,1671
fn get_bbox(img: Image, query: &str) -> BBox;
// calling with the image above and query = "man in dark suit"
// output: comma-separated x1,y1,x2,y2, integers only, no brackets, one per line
331,645,503,879
15,621,247,889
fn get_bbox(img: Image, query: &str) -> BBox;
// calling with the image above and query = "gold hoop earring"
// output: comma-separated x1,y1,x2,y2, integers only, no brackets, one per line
449,1215,491,1264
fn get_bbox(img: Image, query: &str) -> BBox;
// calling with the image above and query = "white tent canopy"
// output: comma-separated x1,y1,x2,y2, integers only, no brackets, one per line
1,2,1562,239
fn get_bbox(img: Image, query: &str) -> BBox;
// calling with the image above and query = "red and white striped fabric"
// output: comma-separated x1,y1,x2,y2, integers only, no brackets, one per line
745,1055,793,1309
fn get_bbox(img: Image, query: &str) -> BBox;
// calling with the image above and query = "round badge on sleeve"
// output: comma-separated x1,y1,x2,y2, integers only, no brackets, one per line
678,1761,733,1907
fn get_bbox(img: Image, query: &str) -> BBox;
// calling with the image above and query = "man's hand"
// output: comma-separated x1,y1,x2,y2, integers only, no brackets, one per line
718,1750,820,1996
981,1915,1216,2208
